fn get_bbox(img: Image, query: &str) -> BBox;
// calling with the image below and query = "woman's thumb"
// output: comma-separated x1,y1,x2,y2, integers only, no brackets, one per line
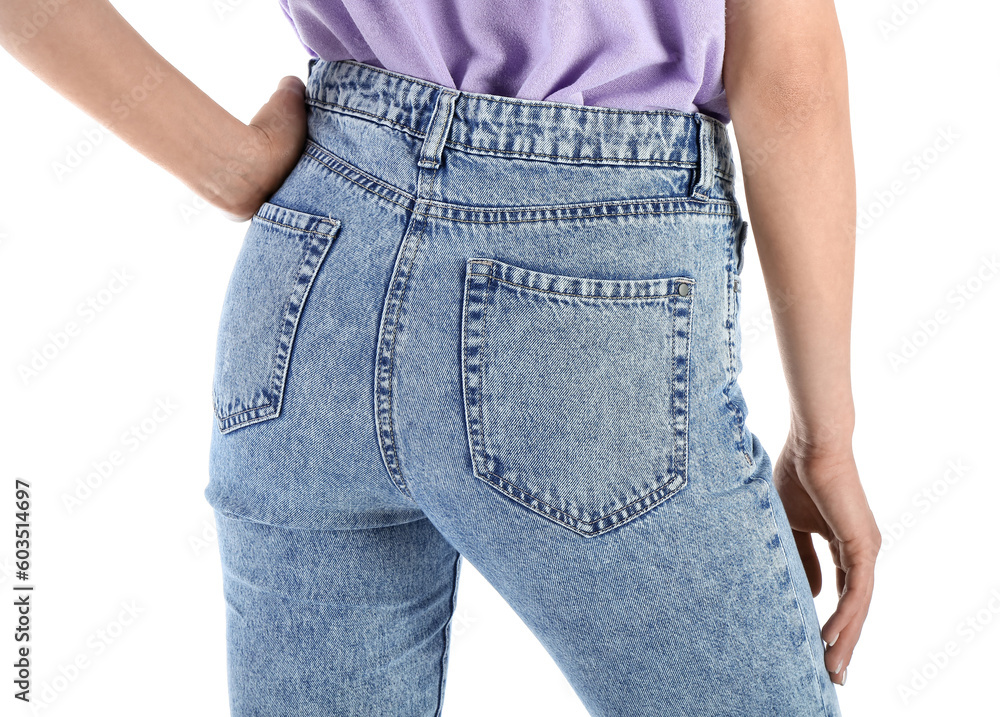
247,76,308,157
275,74,306,96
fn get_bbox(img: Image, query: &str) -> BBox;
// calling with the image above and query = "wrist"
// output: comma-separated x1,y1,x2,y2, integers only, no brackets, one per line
184,118,269,218
787,398,855,457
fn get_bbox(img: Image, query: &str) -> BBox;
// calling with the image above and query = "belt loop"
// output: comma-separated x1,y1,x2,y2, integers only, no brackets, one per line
689,114,715,200
418,88,460,170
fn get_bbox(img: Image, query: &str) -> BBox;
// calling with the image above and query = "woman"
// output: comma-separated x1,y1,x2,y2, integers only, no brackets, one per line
1,0,880,714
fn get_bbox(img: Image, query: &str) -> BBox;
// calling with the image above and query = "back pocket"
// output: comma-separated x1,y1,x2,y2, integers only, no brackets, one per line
461,257,694,537
212,201,341,434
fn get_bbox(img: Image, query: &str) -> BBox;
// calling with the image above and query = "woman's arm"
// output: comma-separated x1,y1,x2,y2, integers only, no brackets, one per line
723,0,881,685
0,0,306,220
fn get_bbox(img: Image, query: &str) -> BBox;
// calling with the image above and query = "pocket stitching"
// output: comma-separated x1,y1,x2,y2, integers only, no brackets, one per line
485,275,690,301
213,204,341,434
462,258,694,537
262,220,336,411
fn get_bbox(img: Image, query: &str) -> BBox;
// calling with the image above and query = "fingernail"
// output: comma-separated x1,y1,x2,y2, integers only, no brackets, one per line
835,659,843,674
828,632,839,647
841,668,847,686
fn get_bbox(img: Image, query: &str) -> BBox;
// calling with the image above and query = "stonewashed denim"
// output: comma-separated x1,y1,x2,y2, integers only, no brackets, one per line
204,58,842,717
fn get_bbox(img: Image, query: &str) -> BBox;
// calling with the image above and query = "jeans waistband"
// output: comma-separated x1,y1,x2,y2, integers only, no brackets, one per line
304,58,734,200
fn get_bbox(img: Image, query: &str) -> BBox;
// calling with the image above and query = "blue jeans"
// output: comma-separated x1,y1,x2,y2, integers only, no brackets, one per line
204,58,842,717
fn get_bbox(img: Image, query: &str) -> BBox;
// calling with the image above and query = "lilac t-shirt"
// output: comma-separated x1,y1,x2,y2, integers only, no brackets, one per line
277,0,730,123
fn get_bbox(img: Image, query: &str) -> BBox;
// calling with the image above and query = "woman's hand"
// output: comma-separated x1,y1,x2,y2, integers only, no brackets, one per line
210,76,310,222
724,0,877,688
772,431,881,686
1,0,310,224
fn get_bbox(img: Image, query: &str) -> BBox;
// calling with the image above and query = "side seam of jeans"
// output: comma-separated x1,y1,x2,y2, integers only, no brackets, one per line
435,553,463,717
763,486,840,716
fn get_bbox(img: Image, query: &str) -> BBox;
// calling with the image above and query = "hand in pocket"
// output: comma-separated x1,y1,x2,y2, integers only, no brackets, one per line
214,76,310,222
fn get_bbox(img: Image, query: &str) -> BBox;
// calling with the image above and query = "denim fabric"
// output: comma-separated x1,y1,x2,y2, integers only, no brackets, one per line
204,58,842,717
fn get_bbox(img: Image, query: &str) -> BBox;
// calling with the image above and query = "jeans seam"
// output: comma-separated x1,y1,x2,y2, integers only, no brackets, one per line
373,206,425,503
763,489,836,716
723,243,753,468
379,156,445,501
435,552,462,717
302,141,737,221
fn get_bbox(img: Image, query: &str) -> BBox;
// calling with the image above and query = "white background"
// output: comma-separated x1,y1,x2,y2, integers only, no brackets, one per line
1,1,997,715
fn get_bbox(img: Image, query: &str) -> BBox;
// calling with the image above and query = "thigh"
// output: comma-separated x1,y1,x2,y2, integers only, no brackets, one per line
392,203,841,716
404,404,839,717
202,96,467,716
214,510,461,717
